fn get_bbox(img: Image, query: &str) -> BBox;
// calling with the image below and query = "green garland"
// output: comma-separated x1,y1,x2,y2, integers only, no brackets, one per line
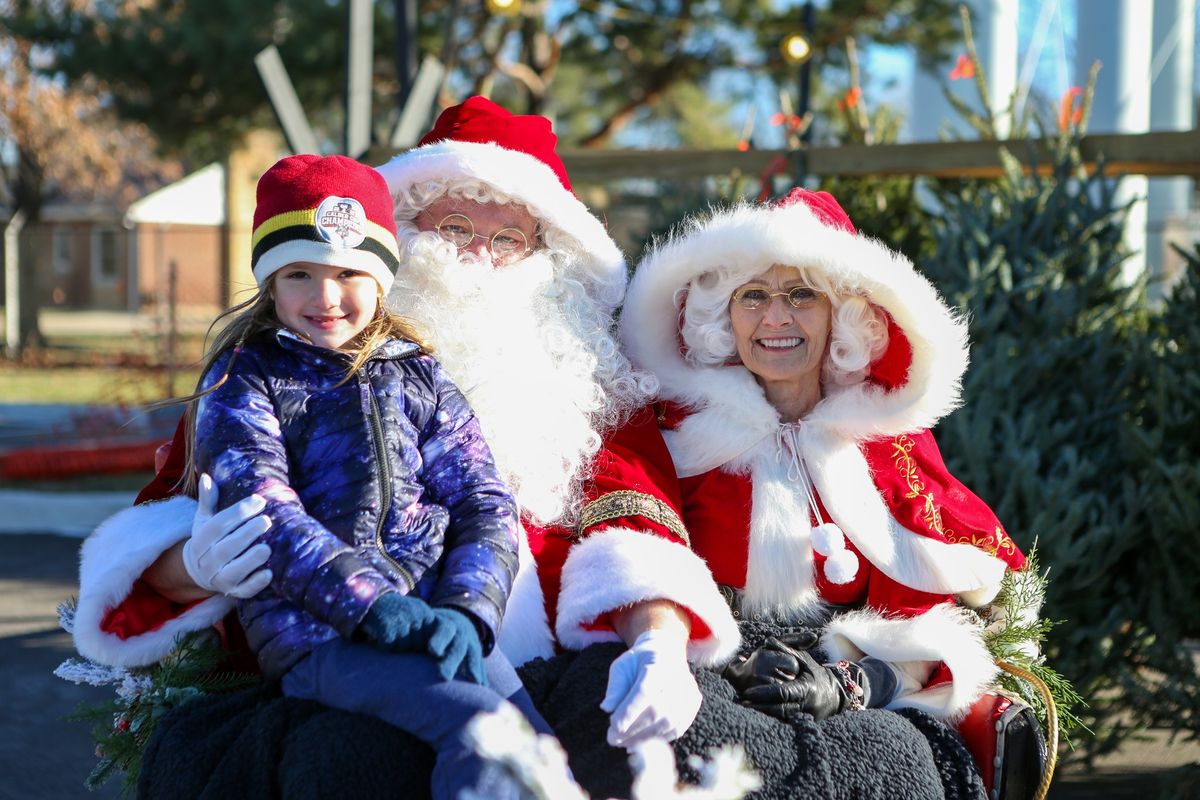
976,545,1089,746
57,600,258,796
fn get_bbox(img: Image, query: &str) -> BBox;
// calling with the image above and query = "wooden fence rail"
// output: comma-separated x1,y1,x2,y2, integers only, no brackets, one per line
366,129,1200,182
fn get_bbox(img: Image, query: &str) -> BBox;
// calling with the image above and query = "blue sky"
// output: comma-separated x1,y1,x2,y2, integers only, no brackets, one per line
734,0,1197,146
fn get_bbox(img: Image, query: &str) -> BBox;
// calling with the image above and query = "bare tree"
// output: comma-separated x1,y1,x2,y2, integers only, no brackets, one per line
1,0,179,356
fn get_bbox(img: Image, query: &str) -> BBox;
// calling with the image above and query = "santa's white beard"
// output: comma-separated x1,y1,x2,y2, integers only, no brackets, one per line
388,233,608,525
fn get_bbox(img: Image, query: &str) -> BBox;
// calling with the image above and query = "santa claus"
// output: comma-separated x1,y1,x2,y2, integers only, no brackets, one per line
71,96,734,751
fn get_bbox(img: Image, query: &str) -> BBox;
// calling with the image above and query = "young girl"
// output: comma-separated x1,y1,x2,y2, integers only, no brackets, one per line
185,154,541,800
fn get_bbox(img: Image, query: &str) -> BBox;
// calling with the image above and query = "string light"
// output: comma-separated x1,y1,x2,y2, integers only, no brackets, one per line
485,0,522,16
780,32,812,64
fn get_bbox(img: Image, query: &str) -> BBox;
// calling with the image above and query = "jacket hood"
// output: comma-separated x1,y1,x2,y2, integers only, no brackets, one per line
619,190,969,461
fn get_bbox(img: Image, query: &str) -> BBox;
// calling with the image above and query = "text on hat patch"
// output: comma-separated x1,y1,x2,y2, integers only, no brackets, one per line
316,196,367,249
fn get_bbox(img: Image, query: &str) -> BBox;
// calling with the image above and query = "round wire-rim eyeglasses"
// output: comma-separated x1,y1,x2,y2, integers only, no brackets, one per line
731,285,822,311
432,213,534,264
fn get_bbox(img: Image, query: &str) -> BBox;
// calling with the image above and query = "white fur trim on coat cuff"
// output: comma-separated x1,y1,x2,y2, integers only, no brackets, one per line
821,602,998,719
73,496,235,668
555,527,740,667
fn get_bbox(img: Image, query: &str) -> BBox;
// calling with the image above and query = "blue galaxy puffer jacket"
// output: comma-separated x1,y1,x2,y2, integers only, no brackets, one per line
194,329,519,679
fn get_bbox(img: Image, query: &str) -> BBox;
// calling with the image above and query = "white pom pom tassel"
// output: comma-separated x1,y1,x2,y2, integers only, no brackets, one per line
811,522,845,556
823,549,860,585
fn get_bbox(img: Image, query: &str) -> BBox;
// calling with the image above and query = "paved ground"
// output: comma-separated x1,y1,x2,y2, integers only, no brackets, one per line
0,524,1196,800
1,533,121,800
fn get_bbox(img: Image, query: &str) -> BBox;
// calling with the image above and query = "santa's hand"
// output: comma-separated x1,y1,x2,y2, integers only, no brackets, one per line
183,474,273,599
600,628,701,750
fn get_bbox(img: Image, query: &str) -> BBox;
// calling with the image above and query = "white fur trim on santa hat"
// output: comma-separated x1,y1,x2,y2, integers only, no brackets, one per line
621,199,970,443
495,523,555,666
555,527,740,667
376,140,627,313
74,496,235,668
822,602,999,719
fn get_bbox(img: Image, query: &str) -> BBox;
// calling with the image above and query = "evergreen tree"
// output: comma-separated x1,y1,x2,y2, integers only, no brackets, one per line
919,121,1200,758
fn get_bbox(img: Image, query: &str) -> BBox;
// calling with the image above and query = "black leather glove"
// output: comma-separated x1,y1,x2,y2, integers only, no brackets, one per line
723,636,864,721
722,631,819,692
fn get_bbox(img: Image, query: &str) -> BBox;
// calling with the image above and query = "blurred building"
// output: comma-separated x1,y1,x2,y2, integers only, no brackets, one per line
1,129,282,315
15,200,128,310
123,163,226,313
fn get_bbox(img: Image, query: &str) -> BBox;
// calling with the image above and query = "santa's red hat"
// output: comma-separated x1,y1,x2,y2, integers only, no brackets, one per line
251,154,401,291
375,96,626,312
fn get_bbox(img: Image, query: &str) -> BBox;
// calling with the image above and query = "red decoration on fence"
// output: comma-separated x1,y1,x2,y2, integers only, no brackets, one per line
1058,87,1084,130
0,440,160,480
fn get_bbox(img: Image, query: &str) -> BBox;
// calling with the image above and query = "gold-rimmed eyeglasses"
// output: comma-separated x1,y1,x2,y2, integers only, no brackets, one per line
731,286,821,311
430,213,534,265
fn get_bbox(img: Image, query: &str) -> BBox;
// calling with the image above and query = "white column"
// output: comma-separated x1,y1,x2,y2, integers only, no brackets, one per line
1147,0,1197,289
909,0,1020,141
1076,0,1154,281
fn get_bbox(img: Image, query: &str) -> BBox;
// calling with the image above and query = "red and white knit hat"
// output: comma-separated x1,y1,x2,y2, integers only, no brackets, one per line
375,96,627,313
251,154,402,291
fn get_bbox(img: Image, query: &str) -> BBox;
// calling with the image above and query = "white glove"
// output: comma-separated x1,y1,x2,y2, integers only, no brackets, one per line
182,473,273,599
600,627,701,750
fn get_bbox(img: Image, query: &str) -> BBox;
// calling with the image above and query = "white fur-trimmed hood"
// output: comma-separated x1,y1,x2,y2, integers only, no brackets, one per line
376,139,627,314
620,196,970,452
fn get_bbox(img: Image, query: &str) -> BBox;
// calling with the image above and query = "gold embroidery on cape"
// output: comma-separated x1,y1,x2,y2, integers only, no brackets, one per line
889,435,1016,558
577,490,691,546
891,435,952,535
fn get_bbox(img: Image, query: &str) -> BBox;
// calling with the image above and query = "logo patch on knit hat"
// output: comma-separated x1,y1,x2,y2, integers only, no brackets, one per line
315,196,367,248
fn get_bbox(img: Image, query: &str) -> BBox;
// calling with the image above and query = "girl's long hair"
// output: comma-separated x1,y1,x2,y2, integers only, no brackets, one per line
166,276,430,497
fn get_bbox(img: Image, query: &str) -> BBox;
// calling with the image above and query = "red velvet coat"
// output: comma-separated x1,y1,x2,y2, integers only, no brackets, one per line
607,189,1028,717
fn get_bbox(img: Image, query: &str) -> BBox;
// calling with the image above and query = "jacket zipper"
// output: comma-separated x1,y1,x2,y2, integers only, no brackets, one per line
358,365,415,591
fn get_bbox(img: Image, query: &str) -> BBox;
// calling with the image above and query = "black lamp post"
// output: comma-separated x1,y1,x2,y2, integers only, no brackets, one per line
394,0,418,107
798,1,813,141
780,1,815,143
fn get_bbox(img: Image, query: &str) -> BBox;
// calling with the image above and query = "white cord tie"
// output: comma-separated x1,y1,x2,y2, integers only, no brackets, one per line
774,422,858,585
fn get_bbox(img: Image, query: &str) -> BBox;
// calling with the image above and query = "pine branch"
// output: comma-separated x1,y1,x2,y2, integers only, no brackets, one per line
55,626,259,794
979,545,1091,745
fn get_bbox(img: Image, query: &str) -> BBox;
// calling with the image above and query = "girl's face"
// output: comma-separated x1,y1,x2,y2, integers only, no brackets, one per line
272,262,379,350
